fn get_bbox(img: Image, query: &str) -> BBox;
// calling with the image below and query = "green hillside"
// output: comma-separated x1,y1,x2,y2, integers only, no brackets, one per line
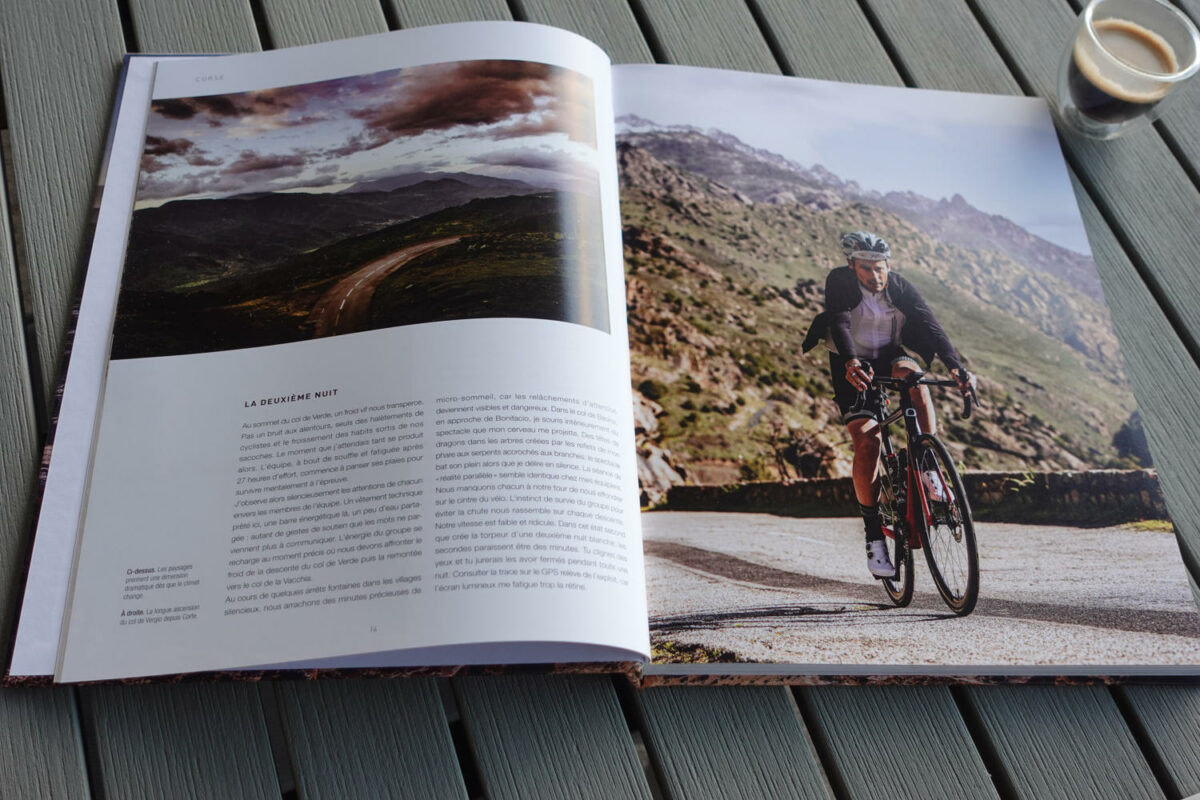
620,144,1136,478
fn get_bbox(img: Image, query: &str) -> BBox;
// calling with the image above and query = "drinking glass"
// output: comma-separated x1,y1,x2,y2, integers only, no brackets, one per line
1056,0,1200,139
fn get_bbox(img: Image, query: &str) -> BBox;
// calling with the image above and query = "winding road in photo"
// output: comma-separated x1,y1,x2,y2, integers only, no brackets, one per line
307,235,462,337
643,511,1200,669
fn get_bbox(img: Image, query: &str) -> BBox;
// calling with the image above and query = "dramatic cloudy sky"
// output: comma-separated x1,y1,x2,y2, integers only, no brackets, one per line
137,60,598,207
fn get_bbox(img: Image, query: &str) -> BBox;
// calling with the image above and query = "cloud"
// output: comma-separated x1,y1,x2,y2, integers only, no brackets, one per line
224,150,307,175
351,60,596,148
143,135,195,156
472,148,570,172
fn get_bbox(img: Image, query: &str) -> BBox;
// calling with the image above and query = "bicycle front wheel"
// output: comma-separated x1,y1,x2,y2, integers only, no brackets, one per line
879,451,913,607
913,434,978,615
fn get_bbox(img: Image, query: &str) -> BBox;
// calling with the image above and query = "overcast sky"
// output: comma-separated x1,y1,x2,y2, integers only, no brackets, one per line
137,60,599,208
614,64,1091,255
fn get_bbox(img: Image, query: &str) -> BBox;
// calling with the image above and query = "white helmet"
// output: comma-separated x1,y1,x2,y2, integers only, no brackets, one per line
841,231,891,263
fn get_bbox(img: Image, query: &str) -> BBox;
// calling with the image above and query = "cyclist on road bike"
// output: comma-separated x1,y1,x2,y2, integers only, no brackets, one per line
802,231,974,579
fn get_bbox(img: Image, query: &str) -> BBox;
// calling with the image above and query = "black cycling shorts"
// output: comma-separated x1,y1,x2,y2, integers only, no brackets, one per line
829,348,921,423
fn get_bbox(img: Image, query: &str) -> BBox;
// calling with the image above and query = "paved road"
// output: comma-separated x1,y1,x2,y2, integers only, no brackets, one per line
643,511,1200,669
307,235,462,336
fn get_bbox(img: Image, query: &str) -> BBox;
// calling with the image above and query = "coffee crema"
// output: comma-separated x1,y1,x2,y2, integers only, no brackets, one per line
1069,17,1179,123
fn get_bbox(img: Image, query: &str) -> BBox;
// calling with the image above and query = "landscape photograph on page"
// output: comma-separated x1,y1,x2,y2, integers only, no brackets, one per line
614,64,1200,672
32,28,649,684
113,58,608,360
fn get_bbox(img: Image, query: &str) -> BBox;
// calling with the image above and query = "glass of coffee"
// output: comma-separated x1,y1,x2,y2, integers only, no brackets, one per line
1056,0,1199,139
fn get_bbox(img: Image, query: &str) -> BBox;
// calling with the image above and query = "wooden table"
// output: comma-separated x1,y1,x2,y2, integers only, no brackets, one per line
3,0,1199,797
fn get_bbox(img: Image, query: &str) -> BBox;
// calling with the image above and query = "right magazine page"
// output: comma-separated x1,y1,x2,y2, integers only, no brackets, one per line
613,64,1199,679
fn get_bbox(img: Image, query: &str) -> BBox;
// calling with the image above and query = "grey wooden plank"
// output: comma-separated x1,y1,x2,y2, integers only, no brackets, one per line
385,0,512,27
969,0,1200,575
275,678,467,799
0,689,89,799
863,0,1022,93
0,0,125,409
0,138,39,665
259,0,388,48
962,686,1163,800
971,0,1200,344
1116,684,1200,799
127,0,260,52
82,683,281,800
636,686,833,800
515,0,655,64
750,0,904,84
634,0,781,72
1122,0,1200,183
1066,169,1200,597
455,675,651,800
0,150,86,800
801,686,999,800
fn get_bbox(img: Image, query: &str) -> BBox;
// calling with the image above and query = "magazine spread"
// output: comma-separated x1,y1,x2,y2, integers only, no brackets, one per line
7,21,1197,685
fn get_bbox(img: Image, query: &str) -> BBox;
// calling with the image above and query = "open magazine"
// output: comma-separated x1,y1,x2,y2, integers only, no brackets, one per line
7,21,1197,685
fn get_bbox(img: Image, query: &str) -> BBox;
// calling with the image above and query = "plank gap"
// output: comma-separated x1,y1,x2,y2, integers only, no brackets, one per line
74,685,111,800
625,0,671,64
742,0,795,75
1058,136,1200,368
949,686,1019,800
247,0,275,50
115,0,139,53
507,0,529,22
0,128,48,436
256,683,299,800
1110,685,1184,800
446,689,486,800
378,0,401,31
850,0,919,86
0,71,8,130
1153,119,1200,198
613,678,668,800
790,688,852,800
960,0,1040,96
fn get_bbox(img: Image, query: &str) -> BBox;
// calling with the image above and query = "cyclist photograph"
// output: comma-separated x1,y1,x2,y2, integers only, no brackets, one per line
801,232,975,580
614,64,1199,674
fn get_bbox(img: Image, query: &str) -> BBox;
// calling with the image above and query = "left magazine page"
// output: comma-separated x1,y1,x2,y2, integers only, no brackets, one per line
16,23,646,683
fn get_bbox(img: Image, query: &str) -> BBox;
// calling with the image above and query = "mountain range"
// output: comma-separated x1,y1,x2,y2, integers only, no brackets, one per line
616,114,1102,301
615,121,1136,494
122,174,541,293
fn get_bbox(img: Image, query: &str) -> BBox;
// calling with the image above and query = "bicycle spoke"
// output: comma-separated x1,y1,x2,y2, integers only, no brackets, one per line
915,436,979,615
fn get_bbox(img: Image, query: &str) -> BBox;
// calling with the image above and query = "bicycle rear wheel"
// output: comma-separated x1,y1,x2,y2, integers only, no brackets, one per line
878,451,913,607
913,434,978,615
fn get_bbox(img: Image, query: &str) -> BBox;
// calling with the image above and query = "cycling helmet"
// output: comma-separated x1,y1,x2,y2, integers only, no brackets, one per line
841,231,890,263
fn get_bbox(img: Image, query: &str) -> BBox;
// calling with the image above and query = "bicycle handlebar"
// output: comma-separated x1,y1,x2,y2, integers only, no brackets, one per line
871,373,979,420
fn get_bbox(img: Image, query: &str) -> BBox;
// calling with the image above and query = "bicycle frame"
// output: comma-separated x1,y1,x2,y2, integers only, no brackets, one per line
875,384,930,549
870,370,980,614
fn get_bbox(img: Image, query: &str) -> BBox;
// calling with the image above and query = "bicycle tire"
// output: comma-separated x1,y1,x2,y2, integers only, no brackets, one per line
912,434,979,615
878,450,913,607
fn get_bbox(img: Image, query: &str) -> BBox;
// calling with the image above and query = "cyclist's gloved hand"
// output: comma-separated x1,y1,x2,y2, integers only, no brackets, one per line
846,358,873,392
950,368,976,397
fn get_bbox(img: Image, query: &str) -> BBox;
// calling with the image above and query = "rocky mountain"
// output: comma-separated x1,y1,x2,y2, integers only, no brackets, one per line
617,139,1138,495
123,175,541,293
340,171,539,195
616,115,1103,301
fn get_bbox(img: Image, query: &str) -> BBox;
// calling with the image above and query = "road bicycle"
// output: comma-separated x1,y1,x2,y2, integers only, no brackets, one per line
870,372,980,616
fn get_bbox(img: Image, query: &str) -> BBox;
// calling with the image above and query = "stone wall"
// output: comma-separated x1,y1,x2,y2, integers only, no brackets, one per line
664,469,1168,527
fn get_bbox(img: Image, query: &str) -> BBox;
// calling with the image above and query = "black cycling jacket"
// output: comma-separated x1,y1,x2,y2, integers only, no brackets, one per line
801,266,963,373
